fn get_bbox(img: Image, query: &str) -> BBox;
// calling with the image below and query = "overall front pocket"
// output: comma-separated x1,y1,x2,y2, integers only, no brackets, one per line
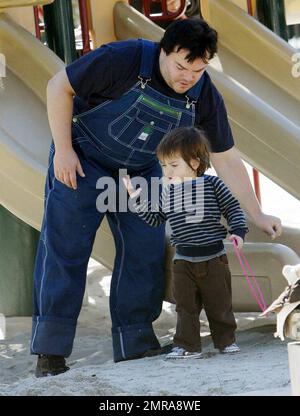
108,96,180,154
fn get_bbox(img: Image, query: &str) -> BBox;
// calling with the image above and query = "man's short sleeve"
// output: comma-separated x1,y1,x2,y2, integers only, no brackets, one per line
65,45,112,103
196,78,234,153
201,98,234,153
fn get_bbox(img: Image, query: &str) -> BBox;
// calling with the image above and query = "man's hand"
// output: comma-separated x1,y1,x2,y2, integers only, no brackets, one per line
229,234,243,250
253,212,282,240
54,148,85,190
122,175,142,198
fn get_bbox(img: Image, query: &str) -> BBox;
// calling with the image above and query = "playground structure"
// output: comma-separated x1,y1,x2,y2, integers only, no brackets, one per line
0,0,300,325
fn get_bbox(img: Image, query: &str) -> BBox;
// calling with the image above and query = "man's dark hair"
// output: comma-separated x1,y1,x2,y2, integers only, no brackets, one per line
159,18,218,62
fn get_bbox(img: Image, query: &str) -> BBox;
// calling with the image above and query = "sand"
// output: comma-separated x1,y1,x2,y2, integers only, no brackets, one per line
0,259,292,396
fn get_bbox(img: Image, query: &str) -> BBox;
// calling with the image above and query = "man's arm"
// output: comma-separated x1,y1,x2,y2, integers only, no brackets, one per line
210,146,282,239
47,69,85,190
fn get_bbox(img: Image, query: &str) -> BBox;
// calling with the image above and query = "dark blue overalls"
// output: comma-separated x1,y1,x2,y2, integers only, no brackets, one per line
31,40,204,362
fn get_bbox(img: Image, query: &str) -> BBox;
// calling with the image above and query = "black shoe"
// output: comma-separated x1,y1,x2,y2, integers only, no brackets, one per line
35,354,70,378
117,343,174,362
140,343,174,358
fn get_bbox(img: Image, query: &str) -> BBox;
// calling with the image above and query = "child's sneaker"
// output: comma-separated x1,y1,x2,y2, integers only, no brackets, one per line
219,342,240,354
165,346,202,359
35,354,70,378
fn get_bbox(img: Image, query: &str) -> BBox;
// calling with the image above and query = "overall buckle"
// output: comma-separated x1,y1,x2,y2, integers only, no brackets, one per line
138,76,151,89
185,95,197,109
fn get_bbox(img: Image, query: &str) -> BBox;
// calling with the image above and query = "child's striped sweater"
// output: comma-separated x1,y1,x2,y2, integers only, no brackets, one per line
133,175,248,257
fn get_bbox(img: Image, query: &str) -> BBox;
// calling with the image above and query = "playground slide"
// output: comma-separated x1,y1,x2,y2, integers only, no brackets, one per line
0,1,300,311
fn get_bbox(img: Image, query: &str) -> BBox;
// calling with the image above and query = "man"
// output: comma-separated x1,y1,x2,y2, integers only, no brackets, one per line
31,18,281,377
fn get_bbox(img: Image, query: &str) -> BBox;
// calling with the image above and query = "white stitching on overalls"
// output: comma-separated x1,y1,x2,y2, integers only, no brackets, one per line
112,212,127,359
31,173,56,353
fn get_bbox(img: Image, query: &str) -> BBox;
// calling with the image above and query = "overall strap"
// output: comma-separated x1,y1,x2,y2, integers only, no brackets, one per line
185,72,206,108
138,38,157,88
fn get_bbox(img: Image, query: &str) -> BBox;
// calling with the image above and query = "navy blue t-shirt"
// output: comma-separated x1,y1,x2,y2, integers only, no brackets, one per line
66,40,234,153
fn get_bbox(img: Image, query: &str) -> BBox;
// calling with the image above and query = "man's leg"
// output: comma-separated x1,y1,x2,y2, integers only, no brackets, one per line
106,209,166,362
106,164,166,362
31,149,108,357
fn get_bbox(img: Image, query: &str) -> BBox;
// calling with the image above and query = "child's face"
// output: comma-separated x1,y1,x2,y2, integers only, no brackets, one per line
160,154,200,184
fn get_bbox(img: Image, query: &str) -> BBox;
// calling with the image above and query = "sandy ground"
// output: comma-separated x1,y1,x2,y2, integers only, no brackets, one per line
1,129,299,397
0,260,292,396
0,165,297,397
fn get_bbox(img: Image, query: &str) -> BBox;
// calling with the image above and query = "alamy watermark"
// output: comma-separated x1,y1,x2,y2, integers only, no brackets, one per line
0,53,6,89
292,52,300,78
95,169,205,223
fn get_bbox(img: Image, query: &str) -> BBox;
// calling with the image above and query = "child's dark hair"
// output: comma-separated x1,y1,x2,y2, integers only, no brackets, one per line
156,127,211,176
160,18,218,63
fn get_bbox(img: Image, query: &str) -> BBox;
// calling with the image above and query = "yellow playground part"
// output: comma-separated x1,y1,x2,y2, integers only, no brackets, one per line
1,0,300,313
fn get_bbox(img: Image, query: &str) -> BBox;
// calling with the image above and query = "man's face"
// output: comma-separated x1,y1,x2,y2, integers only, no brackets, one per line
159,47,208,94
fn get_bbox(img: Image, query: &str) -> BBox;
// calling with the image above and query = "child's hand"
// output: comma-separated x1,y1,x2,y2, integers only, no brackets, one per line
229,234,244,250
122,175,142,198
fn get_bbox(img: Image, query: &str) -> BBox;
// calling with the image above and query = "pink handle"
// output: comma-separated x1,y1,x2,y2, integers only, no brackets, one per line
232,238,268,314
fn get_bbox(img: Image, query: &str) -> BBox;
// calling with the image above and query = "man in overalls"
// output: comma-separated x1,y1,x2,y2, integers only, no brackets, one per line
31,19,282,377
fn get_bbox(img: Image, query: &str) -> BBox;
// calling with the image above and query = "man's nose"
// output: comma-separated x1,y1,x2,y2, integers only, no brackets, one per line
183,72,195,83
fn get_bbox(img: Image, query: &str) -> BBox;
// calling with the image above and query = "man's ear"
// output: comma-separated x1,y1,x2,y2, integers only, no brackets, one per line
160,47,166,57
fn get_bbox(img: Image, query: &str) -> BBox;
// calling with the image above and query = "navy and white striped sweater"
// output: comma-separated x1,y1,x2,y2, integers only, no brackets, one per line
133,175,248,256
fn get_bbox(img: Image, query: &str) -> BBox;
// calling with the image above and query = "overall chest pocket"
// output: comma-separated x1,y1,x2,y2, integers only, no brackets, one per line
108,96,181,154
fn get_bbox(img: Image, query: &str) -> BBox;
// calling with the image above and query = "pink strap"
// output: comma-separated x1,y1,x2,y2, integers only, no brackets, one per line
232,238,267,313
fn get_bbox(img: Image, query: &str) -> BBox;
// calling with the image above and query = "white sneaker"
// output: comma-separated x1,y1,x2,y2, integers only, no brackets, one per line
165,346,203,360
219,343,240,354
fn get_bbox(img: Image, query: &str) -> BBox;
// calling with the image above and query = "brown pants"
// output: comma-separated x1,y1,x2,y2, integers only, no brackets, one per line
172,254,237,352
